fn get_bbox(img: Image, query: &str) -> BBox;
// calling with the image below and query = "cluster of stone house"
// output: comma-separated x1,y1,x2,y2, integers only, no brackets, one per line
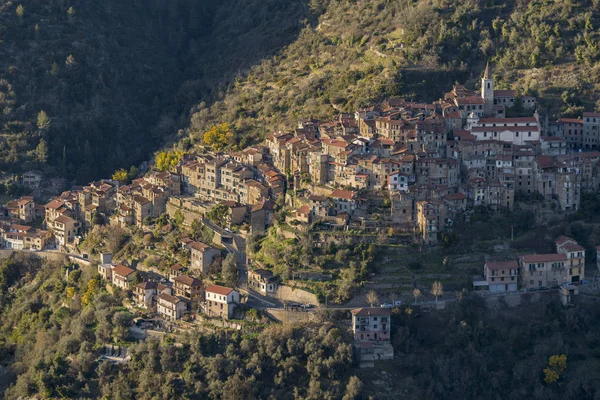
255,64,600,245
6,64,600,252
0,220,50,250
115,172,180,227
97,252,239,321
483,235,587,292
548,112,600,150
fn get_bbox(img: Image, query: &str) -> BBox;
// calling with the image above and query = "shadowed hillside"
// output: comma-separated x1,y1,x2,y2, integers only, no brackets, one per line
0,0,315,182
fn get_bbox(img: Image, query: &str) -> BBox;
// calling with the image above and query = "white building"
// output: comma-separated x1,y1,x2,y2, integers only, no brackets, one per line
204,285,239,319
468,115,541,145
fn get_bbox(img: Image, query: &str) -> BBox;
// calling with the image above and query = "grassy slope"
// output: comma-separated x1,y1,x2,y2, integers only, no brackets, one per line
186,0,600,147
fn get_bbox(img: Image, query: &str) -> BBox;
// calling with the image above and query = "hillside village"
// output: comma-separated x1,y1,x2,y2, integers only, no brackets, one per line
2,64,600,361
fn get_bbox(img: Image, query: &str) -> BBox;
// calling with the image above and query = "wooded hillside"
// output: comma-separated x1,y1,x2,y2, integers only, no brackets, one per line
2,0,600,181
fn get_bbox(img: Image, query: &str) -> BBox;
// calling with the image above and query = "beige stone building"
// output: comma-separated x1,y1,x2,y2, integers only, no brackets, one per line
204,285,239,320
519,254,568,290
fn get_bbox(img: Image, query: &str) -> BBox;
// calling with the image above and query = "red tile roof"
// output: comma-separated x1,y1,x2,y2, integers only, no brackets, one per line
174,275,202,287
479,117,537,124
494,89,516,97
158,293,182,304
520,254,566,263
205,285,235,296
486,260,518,271
558,118,583,124
113,264,135,277
188,241,216,252
445,193,466,200
45,199,63,209
351,308,391,317
329,189,357,200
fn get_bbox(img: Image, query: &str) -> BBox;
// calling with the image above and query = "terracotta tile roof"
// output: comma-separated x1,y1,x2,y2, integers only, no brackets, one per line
520,254,566,263
136,281,157,290
45,199,63,209
558,118,583,124
173,275,202,287
561,242,585,252
170,263,185,271
479,117,537,124
486,260,518,270
351,308,391,317
308,195,328,202
471,126,539,133
112,264,135,277
455,96,485,105
187,241,216,252
536,155,555,169
329,189,357,200
205,284,235,296
297,205,310,214
494,89,516,97
158,293,182,304
445,193,466,200
583,112,600,117
55,215,76,225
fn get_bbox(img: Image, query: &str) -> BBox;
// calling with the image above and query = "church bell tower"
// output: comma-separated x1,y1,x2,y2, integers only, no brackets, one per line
481,62,494,116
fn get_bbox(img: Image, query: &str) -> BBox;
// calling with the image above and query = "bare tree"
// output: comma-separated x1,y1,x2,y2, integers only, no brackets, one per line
366,290,379,307
431,281,443,303
413,288,421,304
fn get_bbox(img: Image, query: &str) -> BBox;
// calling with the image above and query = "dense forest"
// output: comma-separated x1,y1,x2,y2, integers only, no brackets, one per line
2,0,600,182
1,254,600,399
0,0,314,182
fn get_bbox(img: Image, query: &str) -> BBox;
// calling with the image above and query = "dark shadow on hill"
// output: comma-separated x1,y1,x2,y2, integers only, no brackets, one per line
399,69,471,102
0,0,316,182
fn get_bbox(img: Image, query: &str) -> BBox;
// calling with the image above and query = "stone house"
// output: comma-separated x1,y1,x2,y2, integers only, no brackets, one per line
484,260,519,292
204,285,239,320
416,200,446,245
111,265,136,290
307,195,330,218
555,236,585,283
134,281,158,309
188,241,221,273
248,268,278,296
173,275,204,305
519,254,568,290
351,308,391,343
329,189,358,215
23,170,43,189
157,293,187,321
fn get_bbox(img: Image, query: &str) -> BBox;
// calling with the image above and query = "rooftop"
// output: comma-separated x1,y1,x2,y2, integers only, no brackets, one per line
205,284,235,296
351,308,391,317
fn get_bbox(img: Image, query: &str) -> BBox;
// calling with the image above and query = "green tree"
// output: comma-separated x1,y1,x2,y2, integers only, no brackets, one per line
37,110,51,131
35,139,48,164
16,4,24,18
173,210,184,227
207,203,229,227
221,253,238,287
